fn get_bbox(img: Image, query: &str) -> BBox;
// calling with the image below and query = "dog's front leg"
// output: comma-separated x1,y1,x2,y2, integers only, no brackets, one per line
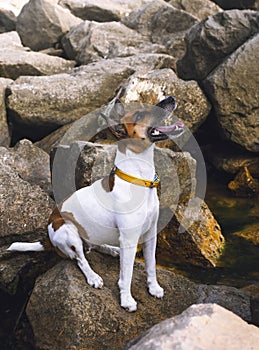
143,235,164,298
118,244,138,312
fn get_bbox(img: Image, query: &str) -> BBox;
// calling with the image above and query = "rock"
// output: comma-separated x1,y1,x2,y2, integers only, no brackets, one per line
0,159,53,237
0,31,75,80
0,30,22,48
228,167,259,197
168,0,222,20
59,0,149,22
26,255,251,350
177,10,259,80
0,8,16,33
0,0,29,17
120,68,211,132
158,199,225,267
50,141,223,268
125,303,259,350
16,0,82,51
6,59,133,138
0,139,51,193
233,222,259,245
62,20,165,65
122,0,198,59
206,145,259,176
0,77,12,147
203,33,259,152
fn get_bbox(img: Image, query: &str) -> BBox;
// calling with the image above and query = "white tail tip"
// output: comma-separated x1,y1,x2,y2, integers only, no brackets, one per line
7,242,44,252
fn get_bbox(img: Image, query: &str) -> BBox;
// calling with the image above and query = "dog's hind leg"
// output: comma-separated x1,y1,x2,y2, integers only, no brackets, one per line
48,222,103,289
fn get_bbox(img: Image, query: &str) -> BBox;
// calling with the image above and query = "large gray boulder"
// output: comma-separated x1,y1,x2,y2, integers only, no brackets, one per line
62,20,164,65
177,10,259,80
168,0,222,20
16,0,82,51
120,68,211,132
0,31,75,80
0,77,12,147
59,0,149,22
203,33,259,153
6,59,133,131
26,255,251,350
122,0,198,59
0,8,16,33
125,303,259,350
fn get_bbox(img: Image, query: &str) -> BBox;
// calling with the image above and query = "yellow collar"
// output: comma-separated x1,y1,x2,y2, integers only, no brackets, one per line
113,166,160,188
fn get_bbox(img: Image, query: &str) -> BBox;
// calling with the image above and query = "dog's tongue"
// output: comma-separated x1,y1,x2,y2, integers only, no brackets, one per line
155,121,184,133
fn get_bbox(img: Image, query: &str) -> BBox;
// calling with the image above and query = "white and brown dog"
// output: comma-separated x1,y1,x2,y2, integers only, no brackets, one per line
8,96,184,312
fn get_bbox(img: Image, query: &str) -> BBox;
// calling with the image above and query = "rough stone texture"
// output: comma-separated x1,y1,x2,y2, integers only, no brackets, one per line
125,303,259,350
0,31,75,80
6,59,133,130
0,0,29,17
120,68,211,132
158,199,225,267
0,159,53,237
0,139,51,193
203,33,259,153
51,141,223,268
16,0,82,51
0,8,16,33
233,222,259,245
26,255,251,350
228,167,259,197
122,0,198,60
177,10,259,81
0,77,12,147
59,0,149,22
62,20,165,65
168,0,222,20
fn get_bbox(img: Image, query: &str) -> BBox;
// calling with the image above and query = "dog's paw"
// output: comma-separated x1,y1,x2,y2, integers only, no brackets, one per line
148,282,164,298
87,272,103,289
120,294,137,312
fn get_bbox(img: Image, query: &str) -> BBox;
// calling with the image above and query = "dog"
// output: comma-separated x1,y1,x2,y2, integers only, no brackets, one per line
7,96,184,312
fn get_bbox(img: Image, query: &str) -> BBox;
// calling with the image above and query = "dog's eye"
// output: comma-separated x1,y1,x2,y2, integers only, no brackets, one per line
134,112,144,123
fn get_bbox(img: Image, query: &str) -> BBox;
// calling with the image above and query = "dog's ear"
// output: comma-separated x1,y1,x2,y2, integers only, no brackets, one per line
156,96,177,114
101,98,127,139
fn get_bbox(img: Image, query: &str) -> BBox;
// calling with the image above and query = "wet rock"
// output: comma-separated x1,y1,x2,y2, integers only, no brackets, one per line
0,159,53,237
203,33,259,153
122,0,198,59
0,77,12,147
59,0,149,22
177,10,259,80
228,167,259,197
16,0,82,51
6,59,133,133
26,255,251,350
125,303,259,350
0,139,51,193
0,32,75,80
233,222,259,245
168,0,222,20
120,68,211,132
158,199,224,268
62,20,165,65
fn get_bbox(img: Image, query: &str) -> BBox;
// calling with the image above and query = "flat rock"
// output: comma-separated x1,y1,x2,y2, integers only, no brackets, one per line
62,20,165,65
16,0,82,51
177,10,259,80
59,0,149,22
203,33,259,152
6,59,134,132
168,0,222,20
120,68,211,132
125,303,259,350
233,222,259,245
26,254,251,350
0,77,12,147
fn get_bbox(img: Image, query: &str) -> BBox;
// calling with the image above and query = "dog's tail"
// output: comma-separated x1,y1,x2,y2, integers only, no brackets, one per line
7,237,52,252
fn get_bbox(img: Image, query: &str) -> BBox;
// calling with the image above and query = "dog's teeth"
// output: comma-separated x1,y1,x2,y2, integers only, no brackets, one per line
152,129,160,136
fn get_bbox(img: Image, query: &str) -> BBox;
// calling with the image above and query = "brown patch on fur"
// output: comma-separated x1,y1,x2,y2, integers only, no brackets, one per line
71,245,76,252
101,171,115,192
40,236,54,251
61,211,89,241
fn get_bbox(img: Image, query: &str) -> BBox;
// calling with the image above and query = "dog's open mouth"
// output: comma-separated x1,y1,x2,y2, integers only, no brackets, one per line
148,121,185,142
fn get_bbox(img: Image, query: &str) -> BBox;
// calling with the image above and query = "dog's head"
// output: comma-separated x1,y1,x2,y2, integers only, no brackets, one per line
102,96,184,152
